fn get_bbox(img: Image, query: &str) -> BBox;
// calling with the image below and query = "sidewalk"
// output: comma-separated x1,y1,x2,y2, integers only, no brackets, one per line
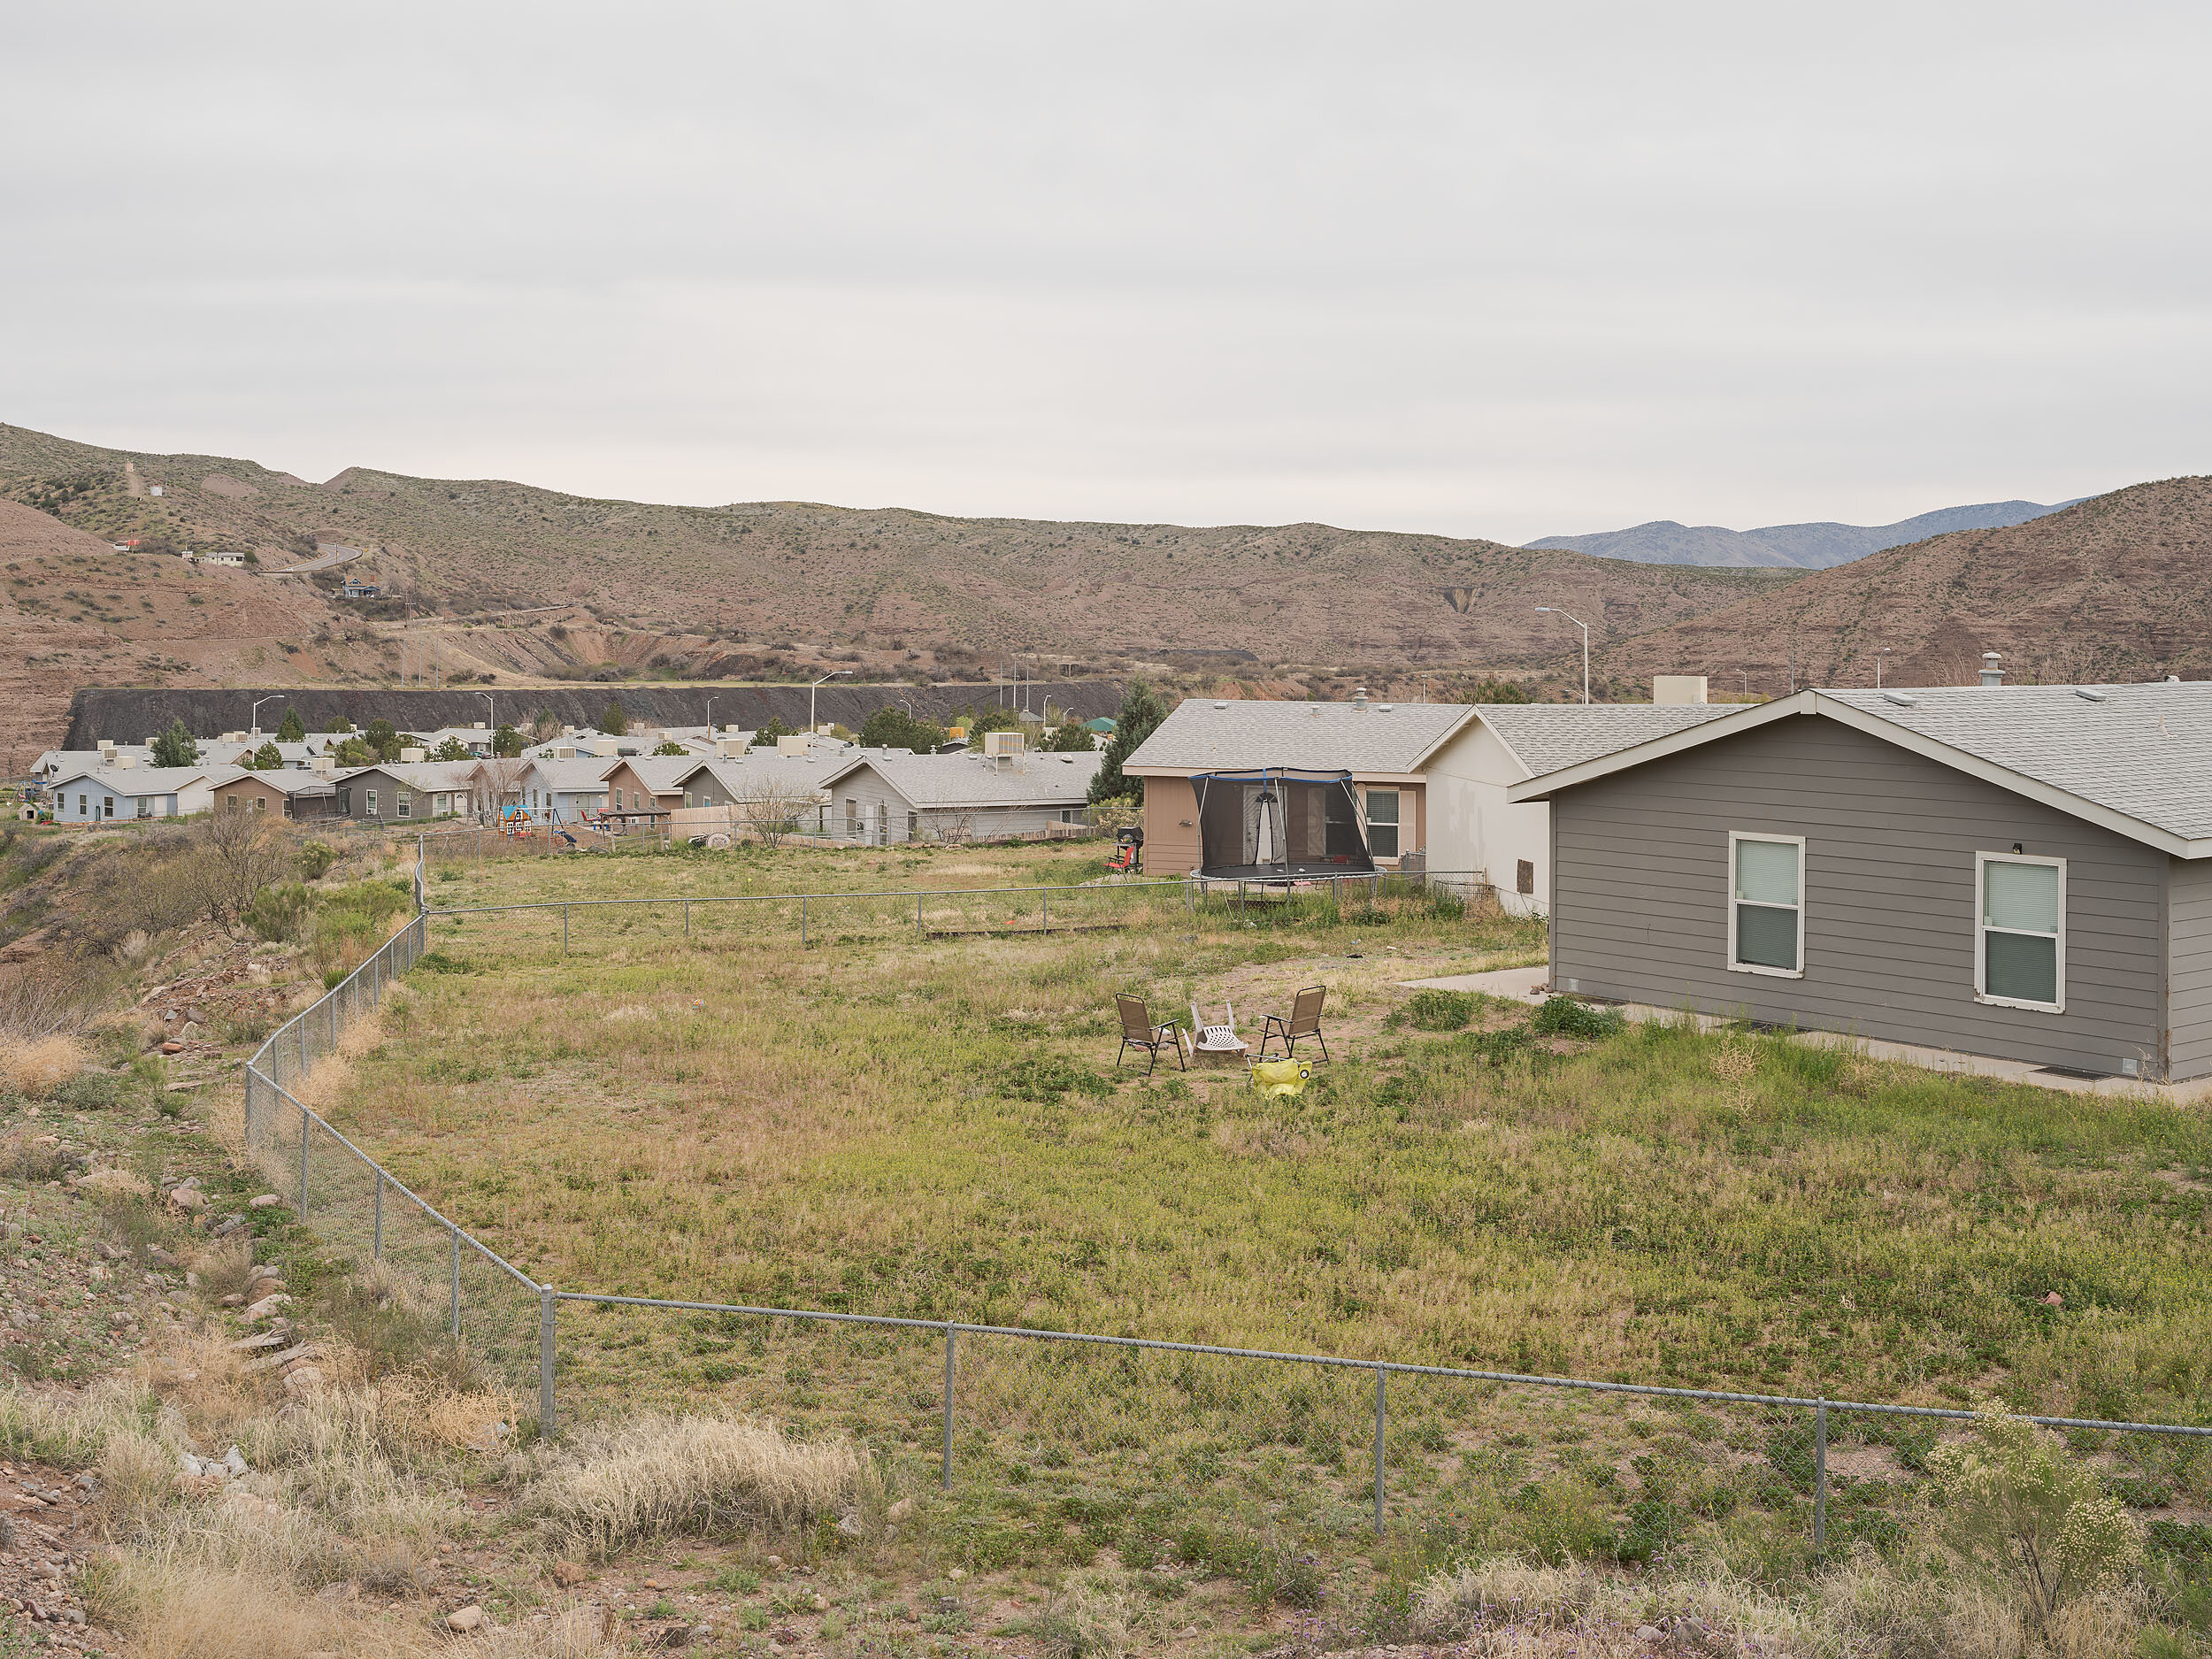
1399,965,2212,1104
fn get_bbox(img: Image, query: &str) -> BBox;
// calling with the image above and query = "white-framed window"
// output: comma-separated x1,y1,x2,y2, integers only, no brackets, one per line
1728,831,1804,977
1365,788,1401,858
103,796,115,818
396,792,411,818
1977,852,2065,1012
366,787,379,817
77,795,87,817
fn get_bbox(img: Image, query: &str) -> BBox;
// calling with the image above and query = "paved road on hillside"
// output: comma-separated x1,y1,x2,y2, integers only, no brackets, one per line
276,542,363,573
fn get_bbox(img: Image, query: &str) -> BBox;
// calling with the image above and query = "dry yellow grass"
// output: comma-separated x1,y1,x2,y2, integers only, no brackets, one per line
524,1413,866,1560
0,1032,85,1096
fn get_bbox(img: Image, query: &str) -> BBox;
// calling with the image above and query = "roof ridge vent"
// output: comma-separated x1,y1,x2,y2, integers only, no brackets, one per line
2073,687,2108,702
1880,690,1920,707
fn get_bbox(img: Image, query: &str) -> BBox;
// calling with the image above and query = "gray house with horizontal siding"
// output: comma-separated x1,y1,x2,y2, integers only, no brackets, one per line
1509,683,2212,1083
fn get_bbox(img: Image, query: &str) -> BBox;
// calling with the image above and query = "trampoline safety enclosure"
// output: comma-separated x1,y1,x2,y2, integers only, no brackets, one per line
1192,767,1375,880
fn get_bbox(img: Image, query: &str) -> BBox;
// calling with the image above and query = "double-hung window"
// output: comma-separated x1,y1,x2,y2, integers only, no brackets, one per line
1977,853,2064,1011
1365,789,1401,859
1728,832,1803,976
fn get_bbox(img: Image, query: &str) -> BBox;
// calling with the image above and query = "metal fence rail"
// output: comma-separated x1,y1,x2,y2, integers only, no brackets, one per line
242,866,2212,1556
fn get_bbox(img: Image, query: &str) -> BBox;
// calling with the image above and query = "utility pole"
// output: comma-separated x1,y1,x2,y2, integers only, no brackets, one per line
1535,608,1592,704
1876,648,1890,688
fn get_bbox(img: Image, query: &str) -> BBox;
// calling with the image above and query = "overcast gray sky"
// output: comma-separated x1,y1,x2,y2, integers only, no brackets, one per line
4,2,2206,542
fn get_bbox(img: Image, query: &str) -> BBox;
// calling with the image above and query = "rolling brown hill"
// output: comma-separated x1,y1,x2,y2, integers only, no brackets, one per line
0,498,395,766
0,422,1793,699
1601,477,2212,695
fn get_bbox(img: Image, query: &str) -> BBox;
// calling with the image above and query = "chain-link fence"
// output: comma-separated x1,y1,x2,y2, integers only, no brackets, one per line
244,871,2212,1561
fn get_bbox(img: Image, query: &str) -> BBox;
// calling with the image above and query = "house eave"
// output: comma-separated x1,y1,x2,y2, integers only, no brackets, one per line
1508,690,2211,859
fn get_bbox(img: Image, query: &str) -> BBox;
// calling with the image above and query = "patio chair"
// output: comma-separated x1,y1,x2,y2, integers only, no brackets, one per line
1258,985,1330,1061
1115,994,1186,1075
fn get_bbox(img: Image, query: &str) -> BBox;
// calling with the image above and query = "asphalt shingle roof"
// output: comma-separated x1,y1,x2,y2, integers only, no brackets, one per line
1821,682,2212,842
849,750,1102,810
46,766,212,793
1126,700,1471,773
1474,704,1740,776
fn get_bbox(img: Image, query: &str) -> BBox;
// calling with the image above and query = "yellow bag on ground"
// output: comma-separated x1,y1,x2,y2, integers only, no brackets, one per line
1248,1056,1310,1098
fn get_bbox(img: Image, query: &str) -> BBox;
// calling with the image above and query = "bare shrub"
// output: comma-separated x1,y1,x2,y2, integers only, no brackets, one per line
524,1414,864,1561
735,778,822,848
0,1033,86,1096
475,1601,623,1658
0,952,112,1041
0,1130,70,1181
189,811,293,928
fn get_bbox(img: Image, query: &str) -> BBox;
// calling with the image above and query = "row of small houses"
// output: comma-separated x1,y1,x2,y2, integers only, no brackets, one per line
1124,677,2212,1085
42,741,1103,845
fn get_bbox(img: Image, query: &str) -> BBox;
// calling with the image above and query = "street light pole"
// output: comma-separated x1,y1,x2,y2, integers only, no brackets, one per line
1535,608,1592,704
250,695,278,737
703,694,718,741
1875,649,1890,688
810,670,851,736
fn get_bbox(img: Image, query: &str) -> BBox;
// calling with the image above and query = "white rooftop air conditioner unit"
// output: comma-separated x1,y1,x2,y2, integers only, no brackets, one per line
400,747,426,764
97,739,115,752
983,729,1026,758
776,735,809,757
552,745,577,760
589,737,618,757
113,754,138,768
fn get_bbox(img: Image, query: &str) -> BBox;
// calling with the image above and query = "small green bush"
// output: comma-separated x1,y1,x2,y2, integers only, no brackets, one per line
1531,996,1625,1040
1403,989,1485,1031
296,841,336,879
243,880,314,942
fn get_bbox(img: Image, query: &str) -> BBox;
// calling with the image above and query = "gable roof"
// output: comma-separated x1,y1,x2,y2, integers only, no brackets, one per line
205,766,336,797
602,756,700,793
842,749,1102,810
1125,699,1474,776
47,765,213,795
1473,703,1740,778
518,757,619,791
1507,682,2212,856
674,754,854,799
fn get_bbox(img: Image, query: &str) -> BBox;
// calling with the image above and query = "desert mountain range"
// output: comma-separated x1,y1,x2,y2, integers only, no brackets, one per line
1528,498,2079,569
1602,476,2212,693
1,420,2202,755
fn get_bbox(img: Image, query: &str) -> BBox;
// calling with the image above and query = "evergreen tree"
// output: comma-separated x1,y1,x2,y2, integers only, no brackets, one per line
493,724,525,758
750,718,795,747
1087,680,1168,804
859,707,945,752
251,741,282,770
322,716,354,734
1471,677,1533,703
277,707,306,741
601,699,628,736
431,736,472,762
1042,722,1094,751
150,718,200,768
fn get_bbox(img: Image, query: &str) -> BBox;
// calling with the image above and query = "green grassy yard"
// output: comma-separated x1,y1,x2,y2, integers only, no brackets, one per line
318,841,2212,1587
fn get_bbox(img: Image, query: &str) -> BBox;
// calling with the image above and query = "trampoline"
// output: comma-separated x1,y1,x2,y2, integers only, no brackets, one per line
1191,768,1375,881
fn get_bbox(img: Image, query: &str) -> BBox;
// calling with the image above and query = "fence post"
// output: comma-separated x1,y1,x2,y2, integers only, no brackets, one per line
1041,889,1048,934
941,1325,956,1489
449,1226,462,1338
1373,1366,1387,1535
242,1066,255,1149
562,904,569,954
802,897,808,947
684,899,690,941
917,890,924,939
1813,1400,1829,1554
298,1105,311,1217
539,1285,557,1437
373,1171,383,1259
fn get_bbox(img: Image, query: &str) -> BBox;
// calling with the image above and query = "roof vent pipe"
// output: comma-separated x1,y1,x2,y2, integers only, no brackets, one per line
1979,652,2005,688
1353,687,1369,710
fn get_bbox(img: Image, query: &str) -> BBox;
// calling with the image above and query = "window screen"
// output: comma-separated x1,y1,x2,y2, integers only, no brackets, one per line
1981,857,2062,1007
1732,836,1801,972
1366,790,1400,858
